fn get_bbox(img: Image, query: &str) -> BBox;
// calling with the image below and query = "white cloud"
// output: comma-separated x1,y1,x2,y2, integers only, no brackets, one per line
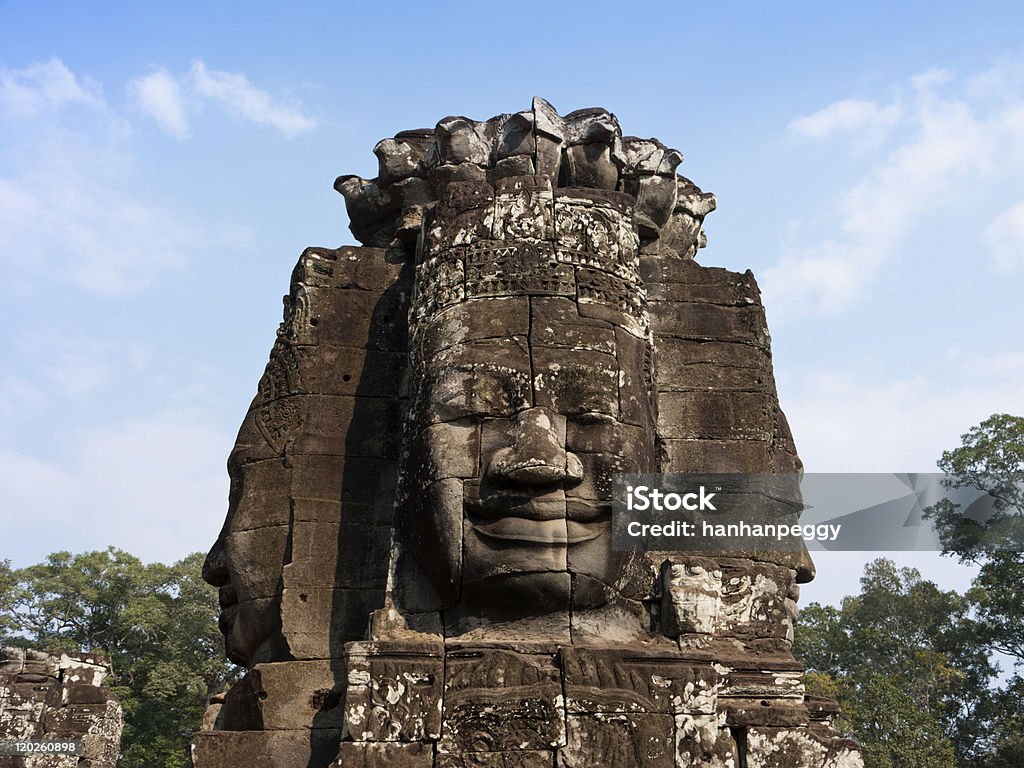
13,331,115,401
128,68,189,139
984,200,1024,273
0,60,199,297
765,62,1024,318
0,407,231,567
126,60,317,139
0,58,102,117
188,61,316,137
789,98,900,139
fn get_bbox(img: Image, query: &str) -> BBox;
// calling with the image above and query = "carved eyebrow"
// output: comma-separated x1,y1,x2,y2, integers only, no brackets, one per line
433,362,528,385
429,364,531,408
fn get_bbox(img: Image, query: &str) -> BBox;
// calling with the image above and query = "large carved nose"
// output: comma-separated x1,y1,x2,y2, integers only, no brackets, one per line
203,536,230,588
487,407,584,486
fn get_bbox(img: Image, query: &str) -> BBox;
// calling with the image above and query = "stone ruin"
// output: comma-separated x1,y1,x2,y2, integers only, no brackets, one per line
0,647,122,767
193,99,864,767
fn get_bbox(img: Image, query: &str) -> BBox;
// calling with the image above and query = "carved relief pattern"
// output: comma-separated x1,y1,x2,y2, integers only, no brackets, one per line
256,340,304,453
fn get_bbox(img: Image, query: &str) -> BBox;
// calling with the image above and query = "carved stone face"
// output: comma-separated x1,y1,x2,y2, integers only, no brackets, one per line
400,295,656,616
202,410,289,667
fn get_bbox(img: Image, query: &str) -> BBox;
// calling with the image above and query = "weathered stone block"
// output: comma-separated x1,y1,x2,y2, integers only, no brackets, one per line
655,337,772,393
493,155,536,180
563,144,619,190
615,326,653,428
657,391,775,441
294,247,396,292
190,729,340,768
42,702,112,733
280,588,386,658
426,181,495,252
303,284,410,352
660,559,722,637
659,437,775,473
650,301,769,348
528,303,616,355
291,346,407,398
491,176,553,242
333,741,434,768
724,699,809,728
646,265,760,303
420,420,481,480
558,712,673,767
223,459,290,532
717,562,799,643
437,750,553,767
220,661,345,731
224,525,290,599
418,298,530,358
674,713,738,768
745,726,832,768
440,649,565,753
283,520,391,590
531,347,619,418
289,456,398,524
284,395,403,458
560,647,718,715
344,641,443,742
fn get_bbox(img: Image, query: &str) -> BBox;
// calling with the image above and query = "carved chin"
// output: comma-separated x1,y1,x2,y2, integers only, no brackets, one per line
459,513,625,614
221,599,280,667
458,571,574,618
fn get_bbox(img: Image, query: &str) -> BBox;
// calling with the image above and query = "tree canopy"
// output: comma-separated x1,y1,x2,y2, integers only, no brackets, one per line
796,413,1024,767
2,548,236,768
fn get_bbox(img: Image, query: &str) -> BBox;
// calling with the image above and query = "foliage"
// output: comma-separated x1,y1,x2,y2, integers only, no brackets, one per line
925,413,1024,765
0,559,21,643
984,676,1024,767
845,674,957,768
926,413,1024,665
2,548,236,768
795,559,992,767
797,414,1024,767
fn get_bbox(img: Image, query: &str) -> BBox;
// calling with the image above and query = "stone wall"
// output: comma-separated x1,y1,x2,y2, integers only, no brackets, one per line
0,647,122,767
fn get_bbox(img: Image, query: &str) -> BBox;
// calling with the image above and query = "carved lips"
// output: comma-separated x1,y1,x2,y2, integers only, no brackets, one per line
465,490,611,546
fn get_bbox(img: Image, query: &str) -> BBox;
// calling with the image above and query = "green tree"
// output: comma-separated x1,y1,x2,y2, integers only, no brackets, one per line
795,559,994,767
4,548,236,768
845,675,957,768
0,559,21,644
984,676,1024,767
926,413,1024,664
924,413,1024,765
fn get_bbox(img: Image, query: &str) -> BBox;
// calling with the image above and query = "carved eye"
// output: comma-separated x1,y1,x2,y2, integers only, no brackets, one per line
435,391,498,419
432,369,514,420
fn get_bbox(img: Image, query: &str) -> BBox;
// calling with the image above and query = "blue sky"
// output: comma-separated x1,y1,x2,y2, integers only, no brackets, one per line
2,1,1023,606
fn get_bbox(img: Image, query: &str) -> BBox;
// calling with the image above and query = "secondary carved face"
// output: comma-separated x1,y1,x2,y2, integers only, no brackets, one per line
399,295,656,616
202,408,290,667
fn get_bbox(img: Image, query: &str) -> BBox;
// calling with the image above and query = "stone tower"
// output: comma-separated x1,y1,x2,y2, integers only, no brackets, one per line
192,99,863,768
